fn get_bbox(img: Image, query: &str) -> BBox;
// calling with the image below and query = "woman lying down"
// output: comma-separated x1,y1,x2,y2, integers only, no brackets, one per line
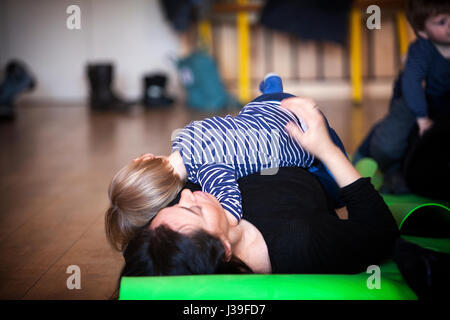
118,97,400,277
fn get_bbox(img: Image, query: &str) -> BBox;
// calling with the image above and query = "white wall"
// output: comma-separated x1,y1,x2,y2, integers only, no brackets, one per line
0,0,182,102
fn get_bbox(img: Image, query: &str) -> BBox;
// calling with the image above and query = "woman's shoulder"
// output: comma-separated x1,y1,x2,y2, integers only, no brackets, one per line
238,219,272,273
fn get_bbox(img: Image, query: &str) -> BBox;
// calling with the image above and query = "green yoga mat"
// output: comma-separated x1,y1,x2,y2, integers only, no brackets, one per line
355,157,449,228
382,193,450,229
119,260,416,300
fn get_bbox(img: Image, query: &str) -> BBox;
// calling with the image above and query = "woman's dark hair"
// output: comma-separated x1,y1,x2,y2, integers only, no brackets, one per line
111,225,253,299
407,0,450,33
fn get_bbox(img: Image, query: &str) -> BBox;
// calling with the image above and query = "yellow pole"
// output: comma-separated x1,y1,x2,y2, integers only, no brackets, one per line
198,19,213,54
351,102,364,154
350,7,363,104
396,11,410,59
237,0,251,104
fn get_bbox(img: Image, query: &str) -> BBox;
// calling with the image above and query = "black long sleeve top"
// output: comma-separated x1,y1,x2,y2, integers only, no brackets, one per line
182,167,400,274
238,167,400,274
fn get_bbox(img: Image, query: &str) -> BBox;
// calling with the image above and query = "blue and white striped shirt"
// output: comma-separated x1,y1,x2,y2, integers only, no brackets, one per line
172,100,314,222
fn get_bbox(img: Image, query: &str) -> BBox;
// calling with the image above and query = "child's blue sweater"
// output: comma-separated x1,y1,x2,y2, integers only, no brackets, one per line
401,38,450,119
172,94,315,222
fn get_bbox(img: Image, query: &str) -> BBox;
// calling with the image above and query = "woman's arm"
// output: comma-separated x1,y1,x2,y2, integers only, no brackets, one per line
281,97,361,188
281,96,397,228
317,146,362,188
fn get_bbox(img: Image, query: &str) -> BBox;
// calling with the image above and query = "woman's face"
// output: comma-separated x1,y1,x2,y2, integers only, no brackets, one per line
150,189,230,239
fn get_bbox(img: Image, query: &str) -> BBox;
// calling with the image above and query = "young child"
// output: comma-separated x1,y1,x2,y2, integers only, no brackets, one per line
353,0,450,193
106,74,347,251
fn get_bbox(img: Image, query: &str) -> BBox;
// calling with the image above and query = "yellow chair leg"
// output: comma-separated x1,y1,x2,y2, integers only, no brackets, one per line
351,102,364,153
350,7,363,105
396,11,410,62
198,19,213,54
237,0,251,104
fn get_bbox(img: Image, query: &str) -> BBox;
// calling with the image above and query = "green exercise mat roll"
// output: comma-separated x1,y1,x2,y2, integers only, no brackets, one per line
382,193,450,228
119,260,417,300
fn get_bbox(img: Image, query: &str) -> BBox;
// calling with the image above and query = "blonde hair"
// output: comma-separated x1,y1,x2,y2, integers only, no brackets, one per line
105,157,184,251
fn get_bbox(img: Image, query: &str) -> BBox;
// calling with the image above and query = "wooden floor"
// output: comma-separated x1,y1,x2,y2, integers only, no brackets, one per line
0,98,389,299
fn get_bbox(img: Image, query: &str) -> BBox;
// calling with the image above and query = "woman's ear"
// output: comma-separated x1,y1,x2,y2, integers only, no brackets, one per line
222,239,232,261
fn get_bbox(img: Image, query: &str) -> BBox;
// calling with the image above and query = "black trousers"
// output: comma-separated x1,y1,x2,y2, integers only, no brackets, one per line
403,114,450,200
355,93,449,200
362,95,417,173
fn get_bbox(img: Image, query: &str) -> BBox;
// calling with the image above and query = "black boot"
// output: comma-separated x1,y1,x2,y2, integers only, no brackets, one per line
86,64,131,112
0,60,36,121
142,73,174,108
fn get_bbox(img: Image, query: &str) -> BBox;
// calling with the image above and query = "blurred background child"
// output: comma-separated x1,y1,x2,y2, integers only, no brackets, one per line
353,0,450,194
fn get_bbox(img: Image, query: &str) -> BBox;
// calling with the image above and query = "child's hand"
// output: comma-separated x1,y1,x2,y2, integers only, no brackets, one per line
281,97,335,161
417,117,434,136
133,153,155,163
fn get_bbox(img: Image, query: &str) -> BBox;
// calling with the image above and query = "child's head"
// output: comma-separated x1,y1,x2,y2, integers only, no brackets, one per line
105,156,184,251
407,0,450,44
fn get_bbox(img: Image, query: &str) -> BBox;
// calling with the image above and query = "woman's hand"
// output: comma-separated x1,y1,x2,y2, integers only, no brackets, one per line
281,97,361,188
281,97,335,161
